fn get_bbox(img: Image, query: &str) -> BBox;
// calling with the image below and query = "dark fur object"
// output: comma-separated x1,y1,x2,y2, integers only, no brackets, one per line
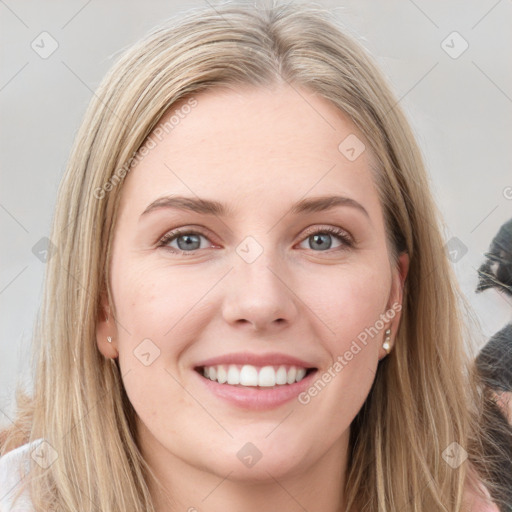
474,218,512,512
476,323,512,392
476,218,512,296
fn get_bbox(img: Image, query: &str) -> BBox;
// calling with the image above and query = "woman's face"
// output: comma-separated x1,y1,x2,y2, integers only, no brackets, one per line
97,84,408,483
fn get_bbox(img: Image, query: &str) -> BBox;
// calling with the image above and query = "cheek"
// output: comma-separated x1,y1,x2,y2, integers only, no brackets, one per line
111,261,201,431
307,259,391,351
110,258,224,410
297,262,390,413
111,257,205,345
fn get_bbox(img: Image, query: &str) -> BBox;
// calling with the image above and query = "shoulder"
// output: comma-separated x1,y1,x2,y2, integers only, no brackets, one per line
0,438,43,511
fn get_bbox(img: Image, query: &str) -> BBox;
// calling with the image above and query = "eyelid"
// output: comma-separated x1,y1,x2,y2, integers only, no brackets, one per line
300,224,355,246
157,224,355,253
157,225,218,248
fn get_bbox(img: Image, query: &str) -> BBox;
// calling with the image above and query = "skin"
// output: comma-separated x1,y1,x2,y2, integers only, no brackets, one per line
494,390,512,424
96,84,409,511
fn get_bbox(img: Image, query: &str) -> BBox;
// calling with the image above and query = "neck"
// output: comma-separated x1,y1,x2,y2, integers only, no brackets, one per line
139,424,350,512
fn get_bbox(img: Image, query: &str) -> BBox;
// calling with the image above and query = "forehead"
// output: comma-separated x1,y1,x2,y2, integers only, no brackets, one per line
119,84,379,218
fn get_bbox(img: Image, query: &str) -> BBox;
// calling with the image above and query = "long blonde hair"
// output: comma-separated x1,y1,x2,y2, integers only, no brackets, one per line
1,2,507,510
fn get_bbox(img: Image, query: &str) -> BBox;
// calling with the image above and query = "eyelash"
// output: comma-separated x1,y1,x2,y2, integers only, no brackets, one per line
157,226,354,255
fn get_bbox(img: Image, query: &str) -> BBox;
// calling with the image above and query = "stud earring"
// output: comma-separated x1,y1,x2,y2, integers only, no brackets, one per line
107,336,112,343
382,328,391,354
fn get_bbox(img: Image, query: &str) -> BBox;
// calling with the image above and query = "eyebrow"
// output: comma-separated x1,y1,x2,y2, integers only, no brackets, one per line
140,194,370,220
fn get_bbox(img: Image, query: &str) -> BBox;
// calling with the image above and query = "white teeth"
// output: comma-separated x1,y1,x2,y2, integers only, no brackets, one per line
217,365,227,384
276,366,288,385
227,365,240,385
286,366,297,384
296,368,306,381
201,364,310,387
276,366,287,385
258,366,276,387
239,365,258,386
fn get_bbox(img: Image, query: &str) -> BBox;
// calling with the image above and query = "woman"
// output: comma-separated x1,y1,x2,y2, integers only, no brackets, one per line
0,2,508,511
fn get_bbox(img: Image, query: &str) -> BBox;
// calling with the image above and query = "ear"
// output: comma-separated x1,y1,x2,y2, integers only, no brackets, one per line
379,252,409,358
96,291,118,360
390,251,409,308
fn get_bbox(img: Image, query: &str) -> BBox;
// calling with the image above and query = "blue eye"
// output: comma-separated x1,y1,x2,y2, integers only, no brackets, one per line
158,230,209,252
158,226,354,254
298,227,353,251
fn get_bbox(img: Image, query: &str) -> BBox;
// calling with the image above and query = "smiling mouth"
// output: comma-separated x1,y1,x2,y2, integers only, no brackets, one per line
195,364,317,388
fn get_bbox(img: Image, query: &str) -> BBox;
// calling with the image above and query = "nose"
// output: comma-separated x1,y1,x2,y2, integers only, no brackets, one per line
221,251,299,333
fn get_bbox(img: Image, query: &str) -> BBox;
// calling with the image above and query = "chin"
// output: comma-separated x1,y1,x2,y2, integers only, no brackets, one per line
211,454,308,483
217,435,313,481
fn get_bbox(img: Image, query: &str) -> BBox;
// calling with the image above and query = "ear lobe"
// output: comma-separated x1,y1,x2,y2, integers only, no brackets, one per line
96,293,118,359
386,252,409,322
380,252,409,359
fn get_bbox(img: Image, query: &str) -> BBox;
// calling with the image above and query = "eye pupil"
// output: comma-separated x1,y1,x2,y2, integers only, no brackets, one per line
177,234,201,251
310,233,332,251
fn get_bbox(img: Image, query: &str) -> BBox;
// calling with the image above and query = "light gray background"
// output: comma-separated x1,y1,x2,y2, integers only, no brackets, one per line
1,0,511,427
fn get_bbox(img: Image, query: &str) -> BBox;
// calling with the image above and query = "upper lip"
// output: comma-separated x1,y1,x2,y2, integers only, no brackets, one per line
195,352,317,369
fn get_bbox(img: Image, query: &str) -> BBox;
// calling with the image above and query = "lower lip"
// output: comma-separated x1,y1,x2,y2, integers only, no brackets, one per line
194,370,318,410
